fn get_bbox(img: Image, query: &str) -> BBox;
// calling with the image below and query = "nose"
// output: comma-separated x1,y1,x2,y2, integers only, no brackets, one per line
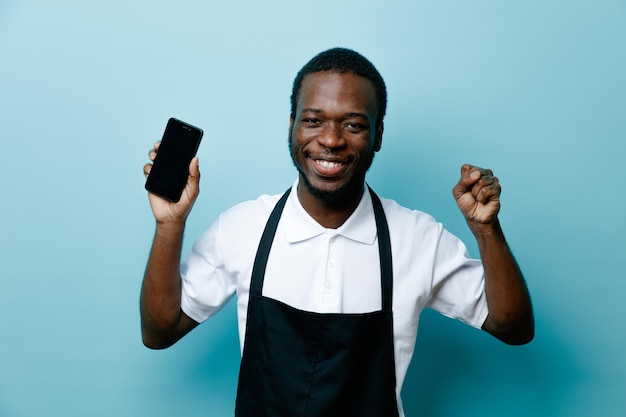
317,122,345,149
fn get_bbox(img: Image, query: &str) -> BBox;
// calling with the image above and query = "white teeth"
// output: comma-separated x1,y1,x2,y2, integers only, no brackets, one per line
317,160,341,169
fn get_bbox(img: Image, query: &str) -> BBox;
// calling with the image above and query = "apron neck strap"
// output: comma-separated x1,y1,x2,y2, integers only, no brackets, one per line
250,188,291,297
368,186,393,312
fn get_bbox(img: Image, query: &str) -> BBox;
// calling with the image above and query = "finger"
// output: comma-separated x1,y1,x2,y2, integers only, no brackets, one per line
465,165,492,176
143,163,152,178
148,141,161,161
459,164,483,187
466,165,497,188
471,174,494,193
453,164,494,199
474,180,501,204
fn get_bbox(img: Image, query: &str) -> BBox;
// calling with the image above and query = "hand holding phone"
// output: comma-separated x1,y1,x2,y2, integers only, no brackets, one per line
145,118,203,203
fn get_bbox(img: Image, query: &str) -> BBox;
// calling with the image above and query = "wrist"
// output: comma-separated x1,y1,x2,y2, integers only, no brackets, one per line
155,219,186,235
467,218,504,240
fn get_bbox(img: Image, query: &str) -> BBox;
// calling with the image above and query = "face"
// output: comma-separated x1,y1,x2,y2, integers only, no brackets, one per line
289,71,383,203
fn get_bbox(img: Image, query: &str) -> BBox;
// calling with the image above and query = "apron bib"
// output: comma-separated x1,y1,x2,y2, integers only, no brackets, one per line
235,188,398,417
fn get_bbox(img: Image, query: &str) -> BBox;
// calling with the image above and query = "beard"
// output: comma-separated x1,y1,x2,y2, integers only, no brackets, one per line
288,133,375,203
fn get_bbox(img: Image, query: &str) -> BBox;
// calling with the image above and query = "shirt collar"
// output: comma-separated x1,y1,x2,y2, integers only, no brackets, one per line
282,179,377,245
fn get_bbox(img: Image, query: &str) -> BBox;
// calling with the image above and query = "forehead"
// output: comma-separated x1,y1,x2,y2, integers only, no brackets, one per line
296,71,378,116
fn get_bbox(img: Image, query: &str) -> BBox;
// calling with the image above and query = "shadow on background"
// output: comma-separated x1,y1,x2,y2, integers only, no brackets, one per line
402,310,580,417
133,300,242,416
180,301,242,405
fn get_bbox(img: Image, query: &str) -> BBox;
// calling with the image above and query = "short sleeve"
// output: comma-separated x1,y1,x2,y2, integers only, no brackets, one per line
425,228,489,329
180,214,237,323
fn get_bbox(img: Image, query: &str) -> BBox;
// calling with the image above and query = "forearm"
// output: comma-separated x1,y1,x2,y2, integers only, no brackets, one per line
471,219,534,345
140,220,191,348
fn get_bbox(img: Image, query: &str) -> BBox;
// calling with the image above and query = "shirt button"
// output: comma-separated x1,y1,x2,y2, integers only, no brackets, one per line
325,281,333,290
328,261,335,268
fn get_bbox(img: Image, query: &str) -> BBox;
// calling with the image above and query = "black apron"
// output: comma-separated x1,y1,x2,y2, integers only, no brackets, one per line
235,188,399,417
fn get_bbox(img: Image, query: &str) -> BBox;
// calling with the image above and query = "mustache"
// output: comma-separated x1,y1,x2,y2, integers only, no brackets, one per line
288,134,353,161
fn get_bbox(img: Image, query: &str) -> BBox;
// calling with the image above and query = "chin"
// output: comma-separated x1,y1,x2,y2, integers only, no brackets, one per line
301,173,363,203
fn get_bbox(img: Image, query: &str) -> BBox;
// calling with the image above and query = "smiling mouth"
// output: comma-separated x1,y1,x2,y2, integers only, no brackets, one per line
311,158,348,177
315,159,343,169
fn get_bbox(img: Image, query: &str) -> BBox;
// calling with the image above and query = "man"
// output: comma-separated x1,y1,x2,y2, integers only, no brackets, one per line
140,48,534,417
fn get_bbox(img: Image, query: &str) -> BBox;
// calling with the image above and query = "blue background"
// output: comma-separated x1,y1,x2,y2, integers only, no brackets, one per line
1,1,624,416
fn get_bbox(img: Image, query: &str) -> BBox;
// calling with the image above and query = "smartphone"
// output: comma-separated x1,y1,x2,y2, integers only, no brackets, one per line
145,118,203,202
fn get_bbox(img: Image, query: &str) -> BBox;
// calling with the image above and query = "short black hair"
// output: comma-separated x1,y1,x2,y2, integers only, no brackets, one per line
290,47,387,129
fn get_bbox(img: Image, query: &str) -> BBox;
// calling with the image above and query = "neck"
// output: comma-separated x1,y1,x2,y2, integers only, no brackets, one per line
296,178,364,229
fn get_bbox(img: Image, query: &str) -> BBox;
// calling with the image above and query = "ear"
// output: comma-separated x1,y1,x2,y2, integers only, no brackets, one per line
373,122,384,152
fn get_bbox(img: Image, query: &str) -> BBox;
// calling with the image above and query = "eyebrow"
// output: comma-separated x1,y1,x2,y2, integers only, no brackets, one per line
300,108,369,119
300,107,322,114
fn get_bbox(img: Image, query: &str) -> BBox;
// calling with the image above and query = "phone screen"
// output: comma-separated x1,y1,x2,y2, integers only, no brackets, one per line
145,118,203,202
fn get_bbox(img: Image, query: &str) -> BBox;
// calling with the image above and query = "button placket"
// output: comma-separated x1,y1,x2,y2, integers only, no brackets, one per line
321,233,339,308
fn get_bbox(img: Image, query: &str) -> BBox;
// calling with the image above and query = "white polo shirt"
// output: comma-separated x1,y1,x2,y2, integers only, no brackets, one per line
181,181,488,414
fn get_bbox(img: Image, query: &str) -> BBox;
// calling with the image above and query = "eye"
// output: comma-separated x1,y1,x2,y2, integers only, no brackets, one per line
302,118,322,126
344,122,368,132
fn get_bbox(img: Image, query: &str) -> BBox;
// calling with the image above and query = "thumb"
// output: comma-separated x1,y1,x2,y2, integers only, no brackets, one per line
189,157,200,178
452,164,476,199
